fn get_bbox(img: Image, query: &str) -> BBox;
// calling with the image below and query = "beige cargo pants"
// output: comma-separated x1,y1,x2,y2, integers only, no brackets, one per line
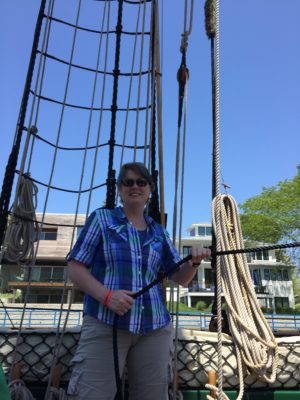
67,316,173,400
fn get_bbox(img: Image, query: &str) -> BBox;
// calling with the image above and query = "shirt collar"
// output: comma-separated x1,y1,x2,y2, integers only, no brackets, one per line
112,206,154,226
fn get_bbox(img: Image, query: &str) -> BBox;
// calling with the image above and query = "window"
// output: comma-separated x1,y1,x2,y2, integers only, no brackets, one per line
204,269,214,287
37,228,57,241
264,269,270,280
52,268,65,282
271,269,277,281
282,270,289,281
246,253,252,263
198,226,205,236
275,297,289,310
206,227,212,236
252,250,269,261
182,246,191,258
252,269,261,286
190,228,195,237
263,250,269,260
197,226,212,236
29,267,65,282
40,267,52,282
277,269,283,281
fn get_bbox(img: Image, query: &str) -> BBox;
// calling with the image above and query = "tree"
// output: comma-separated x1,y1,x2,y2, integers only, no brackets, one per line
239,166,300,267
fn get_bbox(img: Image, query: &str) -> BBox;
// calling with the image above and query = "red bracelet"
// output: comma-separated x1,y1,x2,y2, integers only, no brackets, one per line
103,290,113,306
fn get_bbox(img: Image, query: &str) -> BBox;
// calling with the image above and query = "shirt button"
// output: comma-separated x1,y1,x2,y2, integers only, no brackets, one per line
142,306,144,310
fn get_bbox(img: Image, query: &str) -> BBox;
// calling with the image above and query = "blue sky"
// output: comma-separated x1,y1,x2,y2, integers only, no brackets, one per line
0,0,299,235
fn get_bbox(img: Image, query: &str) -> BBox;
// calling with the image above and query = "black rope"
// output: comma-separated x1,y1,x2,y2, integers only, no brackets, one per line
0,0,47,249
148,0,160,224
210,37,219,319
46,15,150,36
204,0,219,320
37,51,156,76
26,128,148,151
29,90,151,111
15,171,106,194
106,0,124,209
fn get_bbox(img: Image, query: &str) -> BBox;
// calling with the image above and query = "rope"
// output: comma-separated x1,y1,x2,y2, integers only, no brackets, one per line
208,194,279,400
86,0,111,216
153,0,165,225
27,129,148,150
8,379,35,400
119,0,146,168
171,7,193,397
172,78,189,400
106,0,124,209
15,172,106,194
36,51,152,76
0,0,46,249
4,174,38,264
28,90,151,111
148,0,159,222
133,1,147,160
47,12,151,36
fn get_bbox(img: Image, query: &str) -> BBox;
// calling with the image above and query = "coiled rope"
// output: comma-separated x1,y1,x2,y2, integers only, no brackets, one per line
207,194,279,400
5,174,39,264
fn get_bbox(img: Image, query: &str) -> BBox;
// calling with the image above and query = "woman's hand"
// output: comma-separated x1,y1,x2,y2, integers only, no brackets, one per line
190,246,211,267
106,290,135,316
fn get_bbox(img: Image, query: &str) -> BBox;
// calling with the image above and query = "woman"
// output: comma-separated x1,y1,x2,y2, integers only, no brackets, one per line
67,162,211,400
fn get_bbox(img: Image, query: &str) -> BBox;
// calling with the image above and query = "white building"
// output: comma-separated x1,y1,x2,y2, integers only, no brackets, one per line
176,222,295,312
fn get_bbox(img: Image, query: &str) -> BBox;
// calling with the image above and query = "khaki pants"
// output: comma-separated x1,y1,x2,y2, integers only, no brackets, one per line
67,316,173,400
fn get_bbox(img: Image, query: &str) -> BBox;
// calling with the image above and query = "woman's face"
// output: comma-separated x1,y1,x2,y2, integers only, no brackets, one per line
119,169,151,208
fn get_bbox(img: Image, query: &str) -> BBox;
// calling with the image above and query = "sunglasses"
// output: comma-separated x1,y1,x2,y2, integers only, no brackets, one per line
121,178,148,187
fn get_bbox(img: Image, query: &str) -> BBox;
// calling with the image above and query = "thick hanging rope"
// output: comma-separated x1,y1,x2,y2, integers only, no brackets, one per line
4,173,39,264
106,0,124,209
171,2,193,398
207,194,279,400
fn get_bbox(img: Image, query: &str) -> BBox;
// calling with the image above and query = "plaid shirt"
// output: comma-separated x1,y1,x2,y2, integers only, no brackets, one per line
68,207,181,334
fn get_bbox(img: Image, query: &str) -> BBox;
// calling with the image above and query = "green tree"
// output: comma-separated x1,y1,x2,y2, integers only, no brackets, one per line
240,166,300,266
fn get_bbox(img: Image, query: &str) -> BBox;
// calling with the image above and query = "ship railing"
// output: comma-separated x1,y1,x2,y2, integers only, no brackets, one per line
0,308,299,332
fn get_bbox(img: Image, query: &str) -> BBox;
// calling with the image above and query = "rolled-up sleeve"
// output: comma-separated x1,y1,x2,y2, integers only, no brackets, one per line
67,211,101,267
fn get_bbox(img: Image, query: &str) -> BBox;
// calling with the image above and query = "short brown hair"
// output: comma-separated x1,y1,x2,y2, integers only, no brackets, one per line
117,162,155,191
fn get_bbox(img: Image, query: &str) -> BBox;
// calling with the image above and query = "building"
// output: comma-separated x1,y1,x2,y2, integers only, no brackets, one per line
1,216,295,312
177,222,295,312
1,213,86,304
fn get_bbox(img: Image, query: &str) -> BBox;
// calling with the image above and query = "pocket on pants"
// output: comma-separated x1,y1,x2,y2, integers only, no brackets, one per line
67,354,84,396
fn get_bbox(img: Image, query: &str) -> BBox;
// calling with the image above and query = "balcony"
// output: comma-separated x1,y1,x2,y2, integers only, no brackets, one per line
188,283,214,293
254,285,269,295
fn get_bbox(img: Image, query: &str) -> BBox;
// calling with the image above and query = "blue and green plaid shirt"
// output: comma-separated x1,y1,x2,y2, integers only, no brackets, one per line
68,207,181,334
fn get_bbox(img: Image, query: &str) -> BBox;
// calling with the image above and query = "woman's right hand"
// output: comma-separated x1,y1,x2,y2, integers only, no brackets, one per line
106,290,135,316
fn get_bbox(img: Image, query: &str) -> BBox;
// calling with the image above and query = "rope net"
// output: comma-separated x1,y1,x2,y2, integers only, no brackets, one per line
0,0,163,396
0,330,299,390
